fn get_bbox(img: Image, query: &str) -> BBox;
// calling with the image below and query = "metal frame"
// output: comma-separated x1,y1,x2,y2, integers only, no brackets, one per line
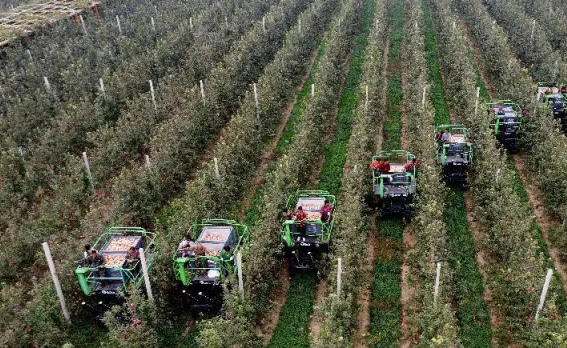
75,227,156,296
173,219,249,287
281,190,336,248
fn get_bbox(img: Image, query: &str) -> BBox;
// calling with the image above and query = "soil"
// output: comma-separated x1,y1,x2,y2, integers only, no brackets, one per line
309,279,328,345
353,214,378,348
238,45,323,219
255,264,291,343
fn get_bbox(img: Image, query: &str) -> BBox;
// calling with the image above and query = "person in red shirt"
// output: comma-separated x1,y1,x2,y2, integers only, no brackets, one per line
294,206,308,234
383,160,391,173
370,159,383,170
404,159,418,172
320,200,333,223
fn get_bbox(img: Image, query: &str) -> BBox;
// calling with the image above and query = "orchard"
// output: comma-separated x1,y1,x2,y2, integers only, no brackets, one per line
1,0,567,347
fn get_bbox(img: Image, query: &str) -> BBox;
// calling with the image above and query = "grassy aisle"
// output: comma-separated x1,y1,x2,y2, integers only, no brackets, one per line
267,0,377,346
422,0,493,346
369,0,403,346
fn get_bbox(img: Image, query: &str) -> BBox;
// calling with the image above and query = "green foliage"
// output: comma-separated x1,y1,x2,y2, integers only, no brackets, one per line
415,305,463,348
102,288,160,348
268,274,318,348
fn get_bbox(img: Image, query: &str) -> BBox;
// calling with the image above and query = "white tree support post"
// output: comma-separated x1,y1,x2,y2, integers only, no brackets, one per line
225,16,228,28
80,15,88,36
421,86,427,107
311,83,315,97
26,49,32,60
433,262,441,308
262,16,266,32
237,252,244,295
18,146,24,159
492,20,496,30
298,19,301,33
253,83,259,108
43,76,51,91
139,248,154,302
200,80,206,106
190,17,193,29
253,83,260,119
145,154,151,169
149,80,157,110
415,21,418,29
530,19,536,45
154,5,158,16
337,257,342,296
535,269,553,320
99,78,105,94
214,157,220,179
365,85,369,110
338,18,341,34
116,15,122,35
151,17,156,31
82,151,95,193
474,86,480,115
42,242,70,323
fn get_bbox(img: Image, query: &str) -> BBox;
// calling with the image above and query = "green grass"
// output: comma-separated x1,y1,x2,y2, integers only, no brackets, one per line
371,218,403,347
444,189,493,347
267,274,318,348
369,0,404,346
422,0,493,346
422,0,450,125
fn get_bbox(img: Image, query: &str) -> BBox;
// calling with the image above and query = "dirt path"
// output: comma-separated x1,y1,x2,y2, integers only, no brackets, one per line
353,214,378,348
255,264,291,343
238,45,323,219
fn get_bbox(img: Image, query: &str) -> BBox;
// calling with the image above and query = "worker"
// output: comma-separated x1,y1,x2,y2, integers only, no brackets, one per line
294,206,308,234
441,128,452,143
281,208,294,221
124,247,140,269
320,200,334,223
178,235,196,257
383,160,391,173
88,249,106,278
404,158,418,172
84,244,92,259
220,246,233,275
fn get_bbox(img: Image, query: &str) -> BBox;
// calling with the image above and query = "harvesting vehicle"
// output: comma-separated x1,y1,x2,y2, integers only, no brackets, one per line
75,227,156,320
486,100,524,152
281,190,335,272
536,82,567,127
369,150,416,221
435,124,473,189
173,219,249,313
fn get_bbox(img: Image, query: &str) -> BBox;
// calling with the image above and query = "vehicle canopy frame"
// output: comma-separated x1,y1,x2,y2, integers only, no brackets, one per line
173,219,249,288
280,189,336,249
75,227,156,298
